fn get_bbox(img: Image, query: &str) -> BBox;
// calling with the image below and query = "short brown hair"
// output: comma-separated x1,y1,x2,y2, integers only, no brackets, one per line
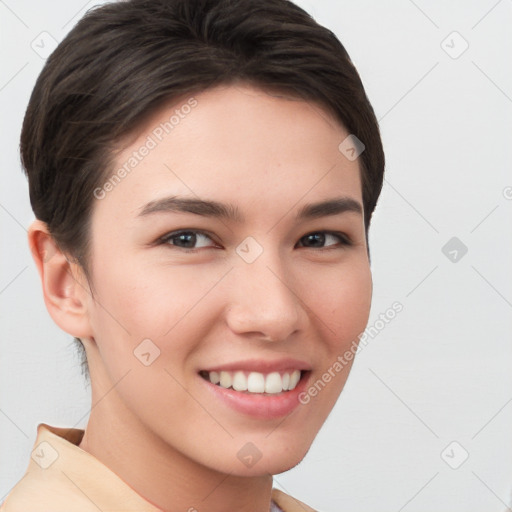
21,0,385,381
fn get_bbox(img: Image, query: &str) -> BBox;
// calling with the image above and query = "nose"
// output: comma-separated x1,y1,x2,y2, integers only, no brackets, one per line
225,249,305,342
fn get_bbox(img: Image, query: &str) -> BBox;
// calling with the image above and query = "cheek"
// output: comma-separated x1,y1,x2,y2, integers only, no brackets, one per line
87,255,225,362
312,260,372,349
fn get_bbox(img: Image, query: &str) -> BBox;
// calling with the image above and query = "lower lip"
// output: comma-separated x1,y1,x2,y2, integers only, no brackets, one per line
199,372,311,419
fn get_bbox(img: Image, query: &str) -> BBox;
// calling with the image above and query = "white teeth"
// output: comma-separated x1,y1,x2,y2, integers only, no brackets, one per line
289,369,301,390
247,372,265,393
219,371,232,388
264,372,282,394
209,371,220,385
205,370,303,393
282,373,290,391
232,371,247,391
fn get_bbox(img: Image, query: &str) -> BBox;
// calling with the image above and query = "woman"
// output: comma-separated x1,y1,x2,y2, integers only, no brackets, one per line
1,0,384,510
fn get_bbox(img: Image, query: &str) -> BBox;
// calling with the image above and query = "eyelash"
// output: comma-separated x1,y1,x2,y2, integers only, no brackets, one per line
157,229,352,252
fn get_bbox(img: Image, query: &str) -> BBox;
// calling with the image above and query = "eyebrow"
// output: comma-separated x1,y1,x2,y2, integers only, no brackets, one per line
136,195,363,222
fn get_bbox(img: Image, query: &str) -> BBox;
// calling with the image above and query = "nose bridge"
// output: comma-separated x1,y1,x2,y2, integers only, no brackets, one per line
227,240,303,340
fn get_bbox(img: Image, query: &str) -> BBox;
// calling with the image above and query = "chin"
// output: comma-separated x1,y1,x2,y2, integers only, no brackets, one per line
221,437,313,477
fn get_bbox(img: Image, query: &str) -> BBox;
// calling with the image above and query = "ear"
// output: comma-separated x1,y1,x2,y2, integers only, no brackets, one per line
27,219,94,339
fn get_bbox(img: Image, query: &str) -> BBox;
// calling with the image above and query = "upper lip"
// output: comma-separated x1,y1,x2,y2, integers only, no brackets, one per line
200,358,312,374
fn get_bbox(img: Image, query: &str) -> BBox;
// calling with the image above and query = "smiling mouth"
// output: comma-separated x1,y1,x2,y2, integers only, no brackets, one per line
199,369,307,394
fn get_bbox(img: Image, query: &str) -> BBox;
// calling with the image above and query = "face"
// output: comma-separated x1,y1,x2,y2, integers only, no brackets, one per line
81,83,372,476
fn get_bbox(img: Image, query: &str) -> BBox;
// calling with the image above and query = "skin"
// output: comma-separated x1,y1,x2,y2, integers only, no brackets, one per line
28,83,372,512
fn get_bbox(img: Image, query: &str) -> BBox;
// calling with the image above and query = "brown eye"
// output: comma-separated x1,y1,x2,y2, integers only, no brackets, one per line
160,230,217,251
297,232,351,249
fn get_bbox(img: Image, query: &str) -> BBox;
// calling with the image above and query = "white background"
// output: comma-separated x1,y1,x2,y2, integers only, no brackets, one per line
1,1,511,511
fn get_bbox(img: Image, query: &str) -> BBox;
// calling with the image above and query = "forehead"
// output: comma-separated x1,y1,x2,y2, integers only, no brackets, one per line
93,83,362,225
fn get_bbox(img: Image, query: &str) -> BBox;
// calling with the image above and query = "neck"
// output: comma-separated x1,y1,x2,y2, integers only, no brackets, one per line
78,349,274,512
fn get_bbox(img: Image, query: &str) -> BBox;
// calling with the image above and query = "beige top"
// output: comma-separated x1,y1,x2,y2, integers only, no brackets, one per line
0,423,317,512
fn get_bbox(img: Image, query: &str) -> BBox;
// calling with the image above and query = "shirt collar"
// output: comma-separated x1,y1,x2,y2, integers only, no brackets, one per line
3,423,313,511
16,422,163,510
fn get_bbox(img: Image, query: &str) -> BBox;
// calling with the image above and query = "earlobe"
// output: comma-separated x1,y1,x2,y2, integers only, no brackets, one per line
27,219,93,339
